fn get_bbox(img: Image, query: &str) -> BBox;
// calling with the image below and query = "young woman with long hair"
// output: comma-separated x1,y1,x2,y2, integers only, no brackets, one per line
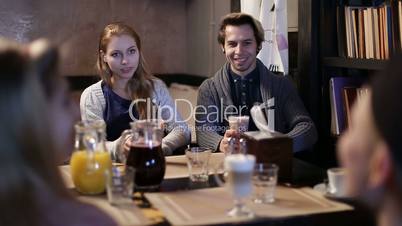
80,22,190,159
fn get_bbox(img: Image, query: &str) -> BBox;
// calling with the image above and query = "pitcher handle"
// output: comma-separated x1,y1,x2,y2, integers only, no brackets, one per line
117,129,133,163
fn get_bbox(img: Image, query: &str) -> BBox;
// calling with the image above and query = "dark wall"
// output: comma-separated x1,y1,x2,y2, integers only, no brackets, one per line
0,0,187,76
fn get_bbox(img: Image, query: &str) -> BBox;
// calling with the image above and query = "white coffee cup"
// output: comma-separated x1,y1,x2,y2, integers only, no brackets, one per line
327,167,347,197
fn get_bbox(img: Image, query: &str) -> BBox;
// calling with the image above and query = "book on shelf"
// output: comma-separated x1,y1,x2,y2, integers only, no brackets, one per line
344,6,351,57
387,5,393,55
343,86,369,129
359,8,366,58
338,5,347,58
390,0,401,51
399,1,402,47
352,9,359,57
373,8,380,59
343,87,358,128
329,77,364,135
340,1,401,60
363,8,372,59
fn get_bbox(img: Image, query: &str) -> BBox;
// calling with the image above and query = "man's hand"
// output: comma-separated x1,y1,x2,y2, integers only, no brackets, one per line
219,129,240,153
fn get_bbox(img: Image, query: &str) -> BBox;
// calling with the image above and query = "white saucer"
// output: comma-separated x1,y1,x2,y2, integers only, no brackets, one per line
313,183,351,200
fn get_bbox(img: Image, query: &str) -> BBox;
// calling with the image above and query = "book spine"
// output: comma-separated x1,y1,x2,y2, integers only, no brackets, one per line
338,5,347,57
399,0,402,49
329,79,339,135
364,9,370,58
345,6,352,57
384,6,390,58
359,8,366,58
387,5,394,55
352,9,360,57
373,7,380,59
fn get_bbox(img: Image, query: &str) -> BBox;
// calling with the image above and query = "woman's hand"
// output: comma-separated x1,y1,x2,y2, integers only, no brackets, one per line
117,129,133,162
122,135,132,157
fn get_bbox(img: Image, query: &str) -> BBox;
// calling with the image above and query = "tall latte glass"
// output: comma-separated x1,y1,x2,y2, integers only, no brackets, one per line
123,119,166,191
224,154,256,218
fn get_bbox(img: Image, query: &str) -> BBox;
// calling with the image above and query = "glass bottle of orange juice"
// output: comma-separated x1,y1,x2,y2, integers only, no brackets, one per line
70,121,112,195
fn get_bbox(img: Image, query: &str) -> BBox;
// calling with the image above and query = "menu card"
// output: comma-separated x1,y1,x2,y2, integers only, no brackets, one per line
145,186,353,226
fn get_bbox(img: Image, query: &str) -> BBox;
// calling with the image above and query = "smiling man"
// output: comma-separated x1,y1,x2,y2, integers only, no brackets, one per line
195,13,317,153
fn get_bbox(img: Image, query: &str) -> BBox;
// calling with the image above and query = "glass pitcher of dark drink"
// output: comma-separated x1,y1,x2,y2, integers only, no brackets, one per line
123,119,166,191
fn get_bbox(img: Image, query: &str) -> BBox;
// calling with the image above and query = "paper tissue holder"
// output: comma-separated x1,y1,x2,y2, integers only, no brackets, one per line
242,131,293,182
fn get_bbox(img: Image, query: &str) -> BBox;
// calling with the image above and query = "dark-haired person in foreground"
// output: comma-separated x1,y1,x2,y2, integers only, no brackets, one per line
338,54,402,226
0,38,116,226
196,12,317,153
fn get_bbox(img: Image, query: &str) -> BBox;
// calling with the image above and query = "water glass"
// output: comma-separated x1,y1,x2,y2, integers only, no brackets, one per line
185,147,212,182
228,115,250,133
252,163,279,204
106,166,135,205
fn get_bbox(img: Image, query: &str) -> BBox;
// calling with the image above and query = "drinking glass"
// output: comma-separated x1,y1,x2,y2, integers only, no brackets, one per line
106,166,135,205
252,163,279,204
185,147,212,182
215,154,255,218
228,115,250,133
227,115,249,156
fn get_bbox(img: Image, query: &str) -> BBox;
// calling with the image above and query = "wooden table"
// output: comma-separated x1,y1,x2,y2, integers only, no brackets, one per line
60,154,375,226
153,155,374,226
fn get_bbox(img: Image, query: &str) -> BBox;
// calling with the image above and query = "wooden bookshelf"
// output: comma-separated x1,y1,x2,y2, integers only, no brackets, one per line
297,0,397,168
323,57,387,70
